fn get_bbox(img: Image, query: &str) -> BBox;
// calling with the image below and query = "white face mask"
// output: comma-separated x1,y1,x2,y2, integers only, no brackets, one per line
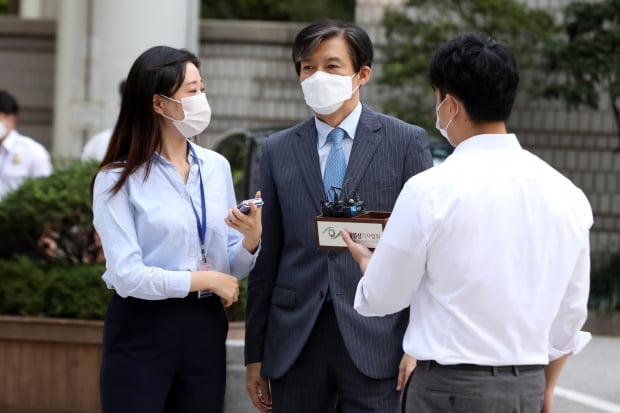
0,121,7,139
435,95,458,145
300,71,360,115
160,92,212,138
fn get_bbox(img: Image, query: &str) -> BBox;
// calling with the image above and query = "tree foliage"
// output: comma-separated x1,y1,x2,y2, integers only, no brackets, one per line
379,0,554,131
201,0,355,22
540,0,620,150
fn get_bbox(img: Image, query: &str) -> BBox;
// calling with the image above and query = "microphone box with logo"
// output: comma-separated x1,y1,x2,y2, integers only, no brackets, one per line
314,211,390,250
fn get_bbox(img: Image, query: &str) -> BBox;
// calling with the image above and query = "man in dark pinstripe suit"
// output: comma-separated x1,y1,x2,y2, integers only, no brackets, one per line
244,20,433,413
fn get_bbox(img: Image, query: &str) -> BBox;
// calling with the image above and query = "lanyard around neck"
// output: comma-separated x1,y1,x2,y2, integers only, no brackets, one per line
187,142,207,261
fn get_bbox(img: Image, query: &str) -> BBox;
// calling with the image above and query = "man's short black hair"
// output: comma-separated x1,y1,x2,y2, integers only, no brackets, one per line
292,19,373,76
0,90,19,115
429,33,519,123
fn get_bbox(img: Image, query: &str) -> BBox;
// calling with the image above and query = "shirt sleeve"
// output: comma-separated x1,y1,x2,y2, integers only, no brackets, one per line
548,224,592,360
354,181,429,316
93,170,191,300
220,155,259,279
30,141,52,177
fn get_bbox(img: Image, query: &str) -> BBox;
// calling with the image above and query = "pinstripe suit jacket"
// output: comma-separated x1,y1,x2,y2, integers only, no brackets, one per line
245,105,433,379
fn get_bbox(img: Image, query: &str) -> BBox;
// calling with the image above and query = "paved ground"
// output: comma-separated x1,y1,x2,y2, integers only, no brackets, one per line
554,335,620,412
224,335,620,413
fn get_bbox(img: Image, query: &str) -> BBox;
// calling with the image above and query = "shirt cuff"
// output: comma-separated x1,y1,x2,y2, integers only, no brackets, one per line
549,330,592,361
168,270,192,298
231,240,261,279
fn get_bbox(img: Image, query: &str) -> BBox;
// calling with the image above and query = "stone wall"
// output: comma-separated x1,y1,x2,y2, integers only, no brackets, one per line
0,16,55,149
197,19,309,143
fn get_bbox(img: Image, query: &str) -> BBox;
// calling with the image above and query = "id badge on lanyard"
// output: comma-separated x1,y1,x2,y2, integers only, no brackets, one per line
197,254,212,298
188,143,212,298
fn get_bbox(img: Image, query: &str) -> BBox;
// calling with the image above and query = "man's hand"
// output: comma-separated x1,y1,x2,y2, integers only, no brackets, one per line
339,228,373,273
397,353,417,400
246,362,272,412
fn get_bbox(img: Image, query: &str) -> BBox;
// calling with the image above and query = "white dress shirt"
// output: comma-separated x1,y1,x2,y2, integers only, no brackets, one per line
81,128,112,161
93,141,257,300
354,133,593,366
0,130,52,200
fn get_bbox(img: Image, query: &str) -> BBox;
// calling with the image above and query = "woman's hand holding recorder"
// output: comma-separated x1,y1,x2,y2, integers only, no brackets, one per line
226,191,263,254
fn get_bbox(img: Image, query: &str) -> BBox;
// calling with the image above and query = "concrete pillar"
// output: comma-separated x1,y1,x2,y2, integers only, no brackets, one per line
19,0,59,18
52,0,200,160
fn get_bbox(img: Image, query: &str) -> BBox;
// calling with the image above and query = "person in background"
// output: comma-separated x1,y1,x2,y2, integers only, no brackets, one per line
81,80,126,162
244,19,433,413
341,33,593,413
0,90,52,201
92,45,262,413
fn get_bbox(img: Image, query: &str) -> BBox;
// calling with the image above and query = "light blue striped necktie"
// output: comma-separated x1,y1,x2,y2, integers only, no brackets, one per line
323,127,347,201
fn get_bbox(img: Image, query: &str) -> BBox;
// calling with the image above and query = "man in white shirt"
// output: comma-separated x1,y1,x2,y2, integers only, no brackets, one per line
341,33,593,413
81,128,112,162
0,90,52,201
81,80,125,162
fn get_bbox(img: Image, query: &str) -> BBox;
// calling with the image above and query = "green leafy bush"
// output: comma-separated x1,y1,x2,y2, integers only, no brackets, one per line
0,256,248,321
0,160,99,263
0,160,249,321
0,256,110,319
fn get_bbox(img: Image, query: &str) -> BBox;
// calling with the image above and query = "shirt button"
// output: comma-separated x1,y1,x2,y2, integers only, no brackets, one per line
328,251,336,260
319,291,325,299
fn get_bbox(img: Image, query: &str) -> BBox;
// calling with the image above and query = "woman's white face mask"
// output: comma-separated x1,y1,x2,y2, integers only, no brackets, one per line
159,92,212,138
300,71,359,115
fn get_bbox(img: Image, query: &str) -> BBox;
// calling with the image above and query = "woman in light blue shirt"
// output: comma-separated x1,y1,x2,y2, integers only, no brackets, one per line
92,45,261,413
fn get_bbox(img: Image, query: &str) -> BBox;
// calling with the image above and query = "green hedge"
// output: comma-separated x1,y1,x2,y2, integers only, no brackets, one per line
0,256,110,319
0,160,99,263
0,256,248,321
0,250,617,320
0,160,616,320
0,160,248,321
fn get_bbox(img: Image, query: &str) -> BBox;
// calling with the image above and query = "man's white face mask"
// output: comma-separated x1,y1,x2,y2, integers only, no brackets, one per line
0,120,8,140
435,95,459,146
300,71,359,115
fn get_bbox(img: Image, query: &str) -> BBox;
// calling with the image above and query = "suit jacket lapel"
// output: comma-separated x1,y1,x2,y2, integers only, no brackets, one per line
345,106,382,194
293,119,327,203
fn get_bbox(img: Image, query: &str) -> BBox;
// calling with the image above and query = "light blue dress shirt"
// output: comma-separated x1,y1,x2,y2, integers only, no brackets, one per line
93,141,257,300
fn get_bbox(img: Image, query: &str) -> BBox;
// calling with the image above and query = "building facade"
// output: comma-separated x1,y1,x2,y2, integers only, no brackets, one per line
0,0,618,254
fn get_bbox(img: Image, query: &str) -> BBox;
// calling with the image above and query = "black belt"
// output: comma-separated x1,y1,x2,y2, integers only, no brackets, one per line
418,360,544,374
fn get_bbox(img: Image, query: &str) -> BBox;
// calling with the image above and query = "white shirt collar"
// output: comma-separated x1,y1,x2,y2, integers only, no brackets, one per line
0,129,18,152
453,133,522,155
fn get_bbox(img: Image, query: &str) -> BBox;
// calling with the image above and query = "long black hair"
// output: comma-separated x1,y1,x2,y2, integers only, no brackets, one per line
92,45,200,195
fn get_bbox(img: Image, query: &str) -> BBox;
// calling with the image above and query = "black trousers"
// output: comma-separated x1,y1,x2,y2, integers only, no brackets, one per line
100,293,228,413
270,300,400,413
